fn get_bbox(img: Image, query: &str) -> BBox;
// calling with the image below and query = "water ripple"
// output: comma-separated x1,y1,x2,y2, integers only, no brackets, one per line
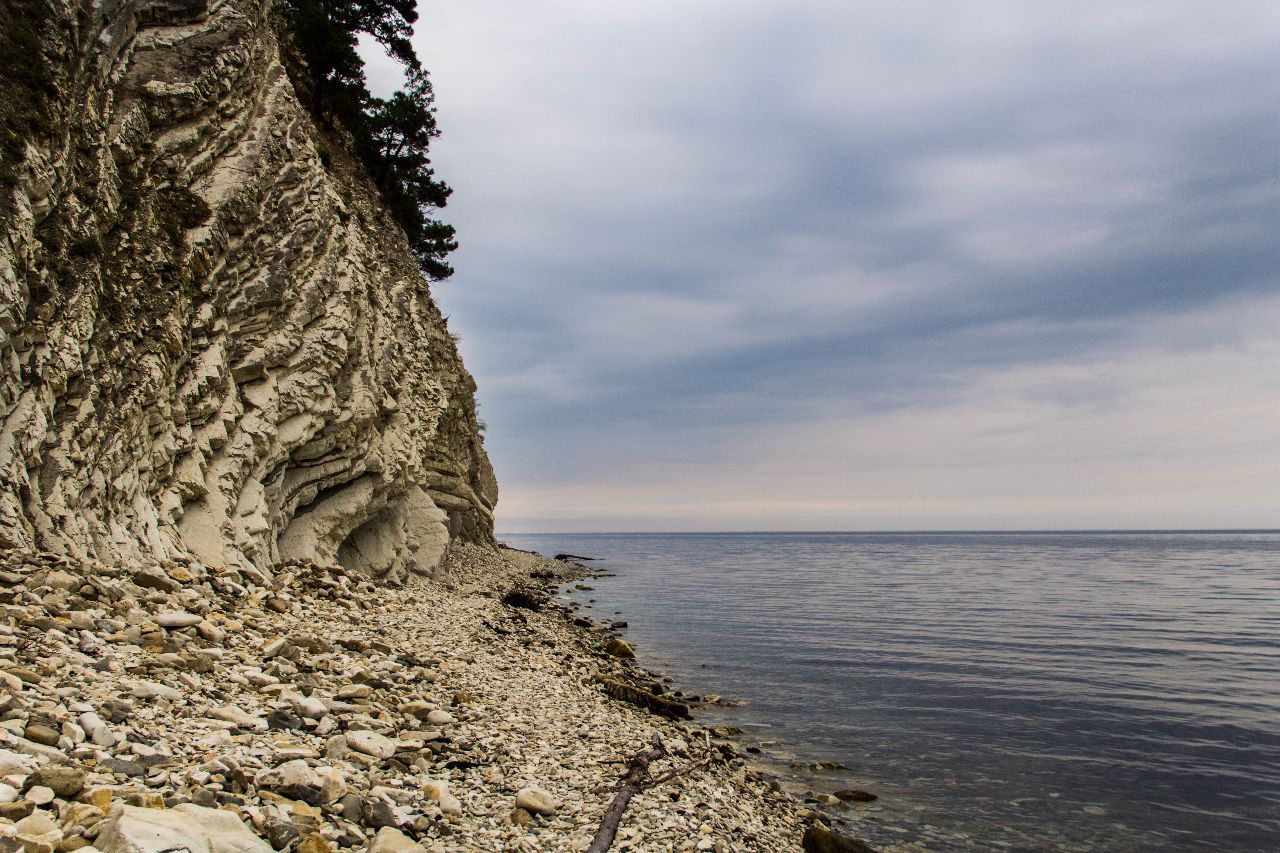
507,531,1280,851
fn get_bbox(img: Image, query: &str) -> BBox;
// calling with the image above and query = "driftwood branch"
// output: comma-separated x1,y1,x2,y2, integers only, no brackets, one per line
587,734,715,853
648,754,711,786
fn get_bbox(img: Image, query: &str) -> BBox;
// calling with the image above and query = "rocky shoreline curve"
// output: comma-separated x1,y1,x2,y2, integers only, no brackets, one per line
0,543,844,852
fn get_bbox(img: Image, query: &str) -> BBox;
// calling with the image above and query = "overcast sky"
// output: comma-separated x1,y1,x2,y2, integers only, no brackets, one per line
365,1,1280,532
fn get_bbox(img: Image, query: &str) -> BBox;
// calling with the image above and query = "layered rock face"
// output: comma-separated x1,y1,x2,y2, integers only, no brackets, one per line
0,0,496,580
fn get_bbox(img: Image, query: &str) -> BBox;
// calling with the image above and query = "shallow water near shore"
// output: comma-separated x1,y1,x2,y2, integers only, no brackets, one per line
502,531,1280,852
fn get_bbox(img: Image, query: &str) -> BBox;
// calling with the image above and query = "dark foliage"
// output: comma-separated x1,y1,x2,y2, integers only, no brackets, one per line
0,0,61,218
281,0,455,279
361,70,457,279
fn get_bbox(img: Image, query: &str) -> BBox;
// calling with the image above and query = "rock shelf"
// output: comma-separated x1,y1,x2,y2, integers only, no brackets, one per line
0,544,806,851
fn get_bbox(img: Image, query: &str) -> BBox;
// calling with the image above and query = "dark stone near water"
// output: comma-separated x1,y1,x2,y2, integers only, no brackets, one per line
809,761,849,772
833,789,878,802
502,588,545,611
603,638,635,659
709,726,743,737
802,823,880,853
593,675,691,719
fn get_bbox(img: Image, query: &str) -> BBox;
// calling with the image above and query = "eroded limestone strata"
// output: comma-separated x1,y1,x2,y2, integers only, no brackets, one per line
0,0,495,581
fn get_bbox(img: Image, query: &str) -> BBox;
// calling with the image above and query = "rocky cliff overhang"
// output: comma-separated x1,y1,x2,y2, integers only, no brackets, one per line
0,0,497,581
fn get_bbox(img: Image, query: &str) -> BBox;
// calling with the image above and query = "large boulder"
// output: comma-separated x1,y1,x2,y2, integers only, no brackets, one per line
95,804,272,853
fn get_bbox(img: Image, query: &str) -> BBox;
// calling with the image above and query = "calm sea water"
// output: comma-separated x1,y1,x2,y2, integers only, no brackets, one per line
501,532,1280,852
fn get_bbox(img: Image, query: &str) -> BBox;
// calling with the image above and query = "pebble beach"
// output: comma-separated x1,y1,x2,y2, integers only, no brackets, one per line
0,543,816,852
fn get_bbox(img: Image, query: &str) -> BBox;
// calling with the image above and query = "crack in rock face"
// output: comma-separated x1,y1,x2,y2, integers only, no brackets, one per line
0,0,496,581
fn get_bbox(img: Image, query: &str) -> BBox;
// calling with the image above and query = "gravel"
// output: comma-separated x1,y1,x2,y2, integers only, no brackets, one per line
0,544,812,851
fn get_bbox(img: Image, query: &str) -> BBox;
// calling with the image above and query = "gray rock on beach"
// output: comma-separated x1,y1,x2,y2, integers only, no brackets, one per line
514,786,559,816
154,611,202,629
345,730,399,759
79,712,117,747
256,760,324,804
367,827,424,853
288,693,329,720
131,682,183,702
422,778,463,816
95,804,273,853
425,709,455,726
209,705,267,732
23,765,84,799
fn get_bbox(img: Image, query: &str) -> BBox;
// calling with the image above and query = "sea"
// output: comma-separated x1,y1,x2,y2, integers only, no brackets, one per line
499,531,1280,852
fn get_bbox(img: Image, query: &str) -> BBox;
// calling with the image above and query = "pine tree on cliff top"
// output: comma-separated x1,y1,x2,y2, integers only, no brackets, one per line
283,0,456,280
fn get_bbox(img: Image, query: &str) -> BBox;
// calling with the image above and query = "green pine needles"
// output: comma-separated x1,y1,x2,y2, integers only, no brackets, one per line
282,0,457,280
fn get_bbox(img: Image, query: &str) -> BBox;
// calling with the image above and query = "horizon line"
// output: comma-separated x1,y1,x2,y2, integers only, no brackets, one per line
496,528,1280,536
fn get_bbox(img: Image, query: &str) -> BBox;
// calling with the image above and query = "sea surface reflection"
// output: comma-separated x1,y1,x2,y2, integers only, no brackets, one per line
502,531,1280,851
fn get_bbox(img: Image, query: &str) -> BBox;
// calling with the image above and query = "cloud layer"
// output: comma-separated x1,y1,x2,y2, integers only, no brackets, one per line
365,0,1280,530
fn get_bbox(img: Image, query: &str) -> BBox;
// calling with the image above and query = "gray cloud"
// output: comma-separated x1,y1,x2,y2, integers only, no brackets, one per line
363,0,1280,530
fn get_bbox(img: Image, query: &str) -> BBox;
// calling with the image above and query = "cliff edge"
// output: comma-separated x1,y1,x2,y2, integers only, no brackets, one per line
0,0,496,581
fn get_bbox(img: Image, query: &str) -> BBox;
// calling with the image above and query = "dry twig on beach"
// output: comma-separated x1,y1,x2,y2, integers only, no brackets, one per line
587,733,715,853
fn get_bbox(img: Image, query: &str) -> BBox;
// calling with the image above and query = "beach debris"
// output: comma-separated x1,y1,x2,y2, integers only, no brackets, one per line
593,675,692,719
587,734,714,853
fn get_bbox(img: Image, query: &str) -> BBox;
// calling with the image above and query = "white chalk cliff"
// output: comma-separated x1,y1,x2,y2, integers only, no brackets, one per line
0,0,496,580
